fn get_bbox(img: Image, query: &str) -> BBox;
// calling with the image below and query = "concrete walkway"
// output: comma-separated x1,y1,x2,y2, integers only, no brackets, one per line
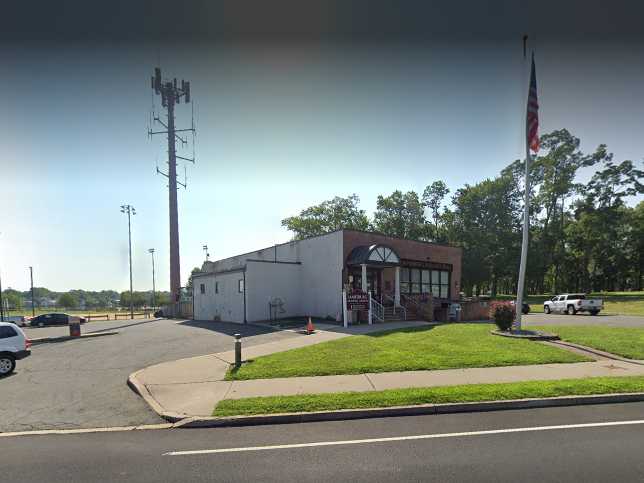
130,321,644,419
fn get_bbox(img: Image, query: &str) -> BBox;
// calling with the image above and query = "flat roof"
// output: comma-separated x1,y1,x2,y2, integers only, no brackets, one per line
202,228,461,270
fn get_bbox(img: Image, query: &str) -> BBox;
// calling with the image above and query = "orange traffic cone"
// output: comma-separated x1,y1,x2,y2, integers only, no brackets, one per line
306,317,315,335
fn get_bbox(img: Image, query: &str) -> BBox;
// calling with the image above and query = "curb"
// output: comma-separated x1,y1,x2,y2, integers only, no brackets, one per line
549,340,644,366
30,331,119,345
491,329,559,341
127,370,186,423
174,392,644,428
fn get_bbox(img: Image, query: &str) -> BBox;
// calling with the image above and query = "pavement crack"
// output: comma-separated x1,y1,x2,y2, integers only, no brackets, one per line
363,374,377,391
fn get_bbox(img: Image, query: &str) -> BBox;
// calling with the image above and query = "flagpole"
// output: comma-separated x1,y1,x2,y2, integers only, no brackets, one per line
514,137,531,331
515,38,533,332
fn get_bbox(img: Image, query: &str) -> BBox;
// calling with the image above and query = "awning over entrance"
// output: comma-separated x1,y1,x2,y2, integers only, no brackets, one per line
346,244,400,266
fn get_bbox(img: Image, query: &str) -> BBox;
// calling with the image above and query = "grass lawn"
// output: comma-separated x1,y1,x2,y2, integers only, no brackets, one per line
534,325,644,360
227,324,589,381
213,376,644,416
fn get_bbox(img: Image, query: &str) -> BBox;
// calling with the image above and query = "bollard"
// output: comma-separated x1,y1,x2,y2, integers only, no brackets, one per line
234,333,242,368
69,318,81,337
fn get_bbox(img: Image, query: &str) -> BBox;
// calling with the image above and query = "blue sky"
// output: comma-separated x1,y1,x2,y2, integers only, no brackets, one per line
0,41,642,292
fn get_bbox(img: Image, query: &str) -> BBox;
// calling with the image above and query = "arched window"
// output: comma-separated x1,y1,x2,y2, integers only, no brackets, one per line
346,244,401,266
367,245,400,264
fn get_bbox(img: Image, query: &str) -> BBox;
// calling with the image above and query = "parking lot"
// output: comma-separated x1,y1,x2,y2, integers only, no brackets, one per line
0,318,298,433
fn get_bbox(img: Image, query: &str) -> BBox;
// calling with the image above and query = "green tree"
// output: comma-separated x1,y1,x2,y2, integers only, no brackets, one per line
282,194,370,239
372,190,428,240
120,291,148,309
3,291,23,309
186,267,202,295
422,181,450,242
568,159,644,291
503,129,609,293
448,174,521,297
57,293,79,308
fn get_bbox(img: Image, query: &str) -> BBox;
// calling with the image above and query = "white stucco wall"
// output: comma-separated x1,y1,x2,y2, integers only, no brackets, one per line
195,231,344,323
203,241,299,273
297,231,344,320
245,261,302,322
193,270,246,322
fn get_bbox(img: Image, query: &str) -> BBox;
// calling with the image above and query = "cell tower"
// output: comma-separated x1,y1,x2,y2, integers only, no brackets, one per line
149,67,195,303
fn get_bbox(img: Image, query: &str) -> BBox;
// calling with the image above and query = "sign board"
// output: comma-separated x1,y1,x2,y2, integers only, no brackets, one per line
347,291,369,311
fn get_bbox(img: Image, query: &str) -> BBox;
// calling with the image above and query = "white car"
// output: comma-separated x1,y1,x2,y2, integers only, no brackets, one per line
543,294,603,315
0,322,32,376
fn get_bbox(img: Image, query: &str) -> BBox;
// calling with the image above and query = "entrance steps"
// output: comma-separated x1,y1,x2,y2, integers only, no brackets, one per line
382,305,417,322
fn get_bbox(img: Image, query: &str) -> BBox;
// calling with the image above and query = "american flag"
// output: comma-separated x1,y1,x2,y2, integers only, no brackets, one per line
526,53,539,153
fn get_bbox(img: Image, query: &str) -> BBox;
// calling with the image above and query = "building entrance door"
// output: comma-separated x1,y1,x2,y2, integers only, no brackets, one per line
351,267,382,300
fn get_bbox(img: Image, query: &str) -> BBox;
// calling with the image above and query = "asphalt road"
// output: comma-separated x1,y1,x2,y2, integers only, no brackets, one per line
523,312,644,327
1,402,643,482
0,318,298,432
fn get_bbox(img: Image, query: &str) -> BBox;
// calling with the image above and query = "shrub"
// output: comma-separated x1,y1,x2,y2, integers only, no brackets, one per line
490,301,516,331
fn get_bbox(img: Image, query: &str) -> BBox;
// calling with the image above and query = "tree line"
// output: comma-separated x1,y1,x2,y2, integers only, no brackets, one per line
282,129,643,297
1,287,170,310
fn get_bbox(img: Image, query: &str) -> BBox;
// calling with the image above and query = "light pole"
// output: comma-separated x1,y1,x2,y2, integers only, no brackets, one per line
29,266,34,317
148,248,156,309
121,205,136,319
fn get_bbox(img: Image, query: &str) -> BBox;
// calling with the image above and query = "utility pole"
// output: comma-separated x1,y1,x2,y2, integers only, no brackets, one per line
121,205,136,319
148,248,156,308
29,266,35,317
149,68,195,307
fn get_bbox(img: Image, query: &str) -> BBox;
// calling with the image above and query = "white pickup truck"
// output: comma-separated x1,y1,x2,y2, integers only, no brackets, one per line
543,294,603,316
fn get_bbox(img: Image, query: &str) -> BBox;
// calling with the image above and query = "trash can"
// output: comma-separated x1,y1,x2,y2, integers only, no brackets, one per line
69,317,81,337
448,303,462,322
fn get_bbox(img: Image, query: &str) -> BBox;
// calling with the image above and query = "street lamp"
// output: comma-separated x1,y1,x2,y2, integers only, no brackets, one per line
148,248,156,309
120,204,136,319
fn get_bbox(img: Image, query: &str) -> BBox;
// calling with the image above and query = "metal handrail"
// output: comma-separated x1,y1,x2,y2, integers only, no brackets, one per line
370,294,385,323
383,294,407,321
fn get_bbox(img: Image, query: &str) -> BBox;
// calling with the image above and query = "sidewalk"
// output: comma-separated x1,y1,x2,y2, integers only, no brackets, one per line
129,321,644,420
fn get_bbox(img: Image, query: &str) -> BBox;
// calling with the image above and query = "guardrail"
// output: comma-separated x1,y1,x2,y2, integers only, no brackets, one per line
84,314,110,321
113,312,151,320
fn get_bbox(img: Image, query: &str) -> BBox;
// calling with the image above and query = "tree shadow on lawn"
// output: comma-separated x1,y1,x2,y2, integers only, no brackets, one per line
358,321,500,338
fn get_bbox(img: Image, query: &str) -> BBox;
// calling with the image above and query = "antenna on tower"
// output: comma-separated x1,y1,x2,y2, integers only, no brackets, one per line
148,66,196,303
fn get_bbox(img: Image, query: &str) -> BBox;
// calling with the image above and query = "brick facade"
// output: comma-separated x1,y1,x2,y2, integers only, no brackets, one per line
342,230,462,302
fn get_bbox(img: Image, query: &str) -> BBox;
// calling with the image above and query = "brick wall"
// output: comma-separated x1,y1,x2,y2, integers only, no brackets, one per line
342,230,462,301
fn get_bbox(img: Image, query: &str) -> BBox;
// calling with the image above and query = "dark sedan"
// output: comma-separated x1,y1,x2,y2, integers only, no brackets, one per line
509,301,531,315
29,313,86,327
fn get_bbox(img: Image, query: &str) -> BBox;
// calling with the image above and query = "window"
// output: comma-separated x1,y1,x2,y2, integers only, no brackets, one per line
238,279,244,293
200,283,205,294
400,268,409,294
215,282,219,294
411,269,421,294
367,245,400,264
421,270,430,294
0,326,17,339
400,267,450,299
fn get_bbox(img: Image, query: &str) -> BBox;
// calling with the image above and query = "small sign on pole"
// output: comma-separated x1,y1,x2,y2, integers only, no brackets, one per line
346,291,369,311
